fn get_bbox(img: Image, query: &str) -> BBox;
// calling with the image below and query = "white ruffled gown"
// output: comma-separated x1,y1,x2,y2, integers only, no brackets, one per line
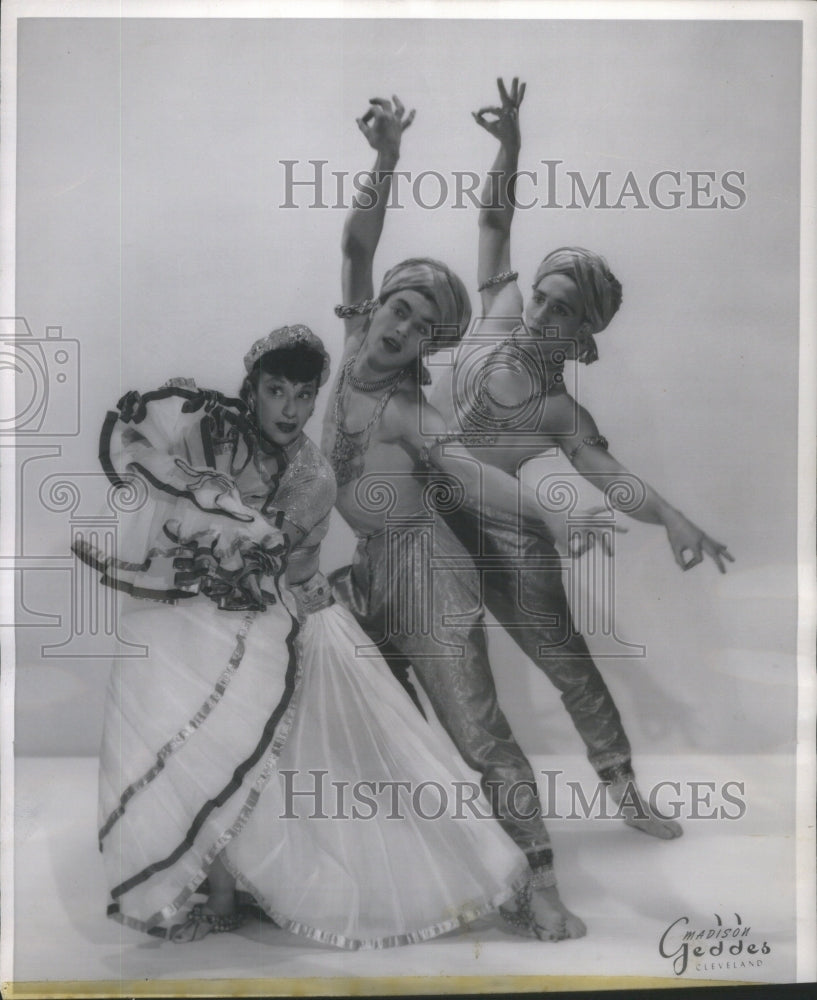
86,388,527,948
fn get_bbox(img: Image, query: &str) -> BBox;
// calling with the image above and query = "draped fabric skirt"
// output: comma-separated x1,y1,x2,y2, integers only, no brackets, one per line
98,593,528,949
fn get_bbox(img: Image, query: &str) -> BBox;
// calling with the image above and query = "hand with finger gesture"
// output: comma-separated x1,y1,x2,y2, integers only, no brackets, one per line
472,76,526,152
356,95,416,161
664,510,735,574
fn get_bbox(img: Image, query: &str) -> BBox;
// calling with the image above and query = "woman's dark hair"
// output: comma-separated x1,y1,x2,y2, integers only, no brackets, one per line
240,345,326,404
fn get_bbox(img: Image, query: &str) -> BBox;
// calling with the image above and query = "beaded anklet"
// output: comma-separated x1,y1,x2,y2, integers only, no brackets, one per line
169,903,245,942
498,865,561,940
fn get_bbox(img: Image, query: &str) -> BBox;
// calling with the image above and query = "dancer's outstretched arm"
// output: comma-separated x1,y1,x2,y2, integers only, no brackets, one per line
382,390,615,555
473,77,526,324
470,79,732,573
340,96,415,344
544,391,734,572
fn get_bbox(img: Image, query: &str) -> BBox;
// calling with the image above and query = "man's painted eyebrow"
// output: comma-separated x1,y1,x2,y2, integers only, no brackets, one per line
393,295,438,327
533,289,576,313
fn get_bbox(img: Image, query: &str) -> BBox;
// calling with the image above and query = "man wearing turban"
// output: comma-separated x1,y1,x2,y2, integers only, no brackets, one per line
532,247,623,364
380,257,472,342
323,95,588,942
431,78,733,862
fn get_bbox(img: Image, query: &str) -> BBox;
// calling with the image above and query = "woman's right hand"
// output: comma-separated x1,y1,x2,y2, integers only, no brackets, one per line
174,459,255,522
230,530,288,608
472,77,526,151
356,95,415,159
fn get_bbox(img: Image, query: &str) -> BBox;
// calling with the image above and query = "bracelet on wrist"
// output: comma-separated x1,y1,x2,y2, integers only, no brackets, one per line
335,299,377,319
478,270,519,293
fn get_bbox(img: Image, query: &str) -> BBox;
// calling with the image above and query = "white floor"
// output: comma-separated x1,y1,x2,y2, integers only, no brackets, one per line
7,754,798,993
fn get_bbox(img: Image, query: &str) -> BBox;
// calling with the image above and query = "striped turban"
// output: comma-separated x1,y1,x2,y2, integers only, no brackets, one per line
378,257,472,348
534,247,622,335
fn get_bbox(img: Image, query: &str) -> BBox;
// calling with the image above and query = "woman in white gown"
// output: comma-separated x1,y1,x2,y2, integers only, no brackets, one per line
75,325,529,948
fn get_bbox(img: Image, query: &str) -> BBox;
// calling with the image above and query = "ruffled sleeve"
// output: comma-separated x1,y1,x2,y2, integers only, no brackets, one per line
73,385,291,611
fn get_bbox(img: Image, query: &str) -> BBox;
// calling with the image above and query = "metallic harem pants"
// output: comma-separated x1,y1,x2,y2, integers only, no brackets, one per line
331,513,554,866
443,504,633,780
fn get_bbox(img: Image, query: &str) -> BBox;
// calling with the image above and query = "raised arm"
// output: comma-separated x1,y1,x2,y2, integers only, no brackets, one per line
558,397,734,573
340,96,415,342
473,77,526,321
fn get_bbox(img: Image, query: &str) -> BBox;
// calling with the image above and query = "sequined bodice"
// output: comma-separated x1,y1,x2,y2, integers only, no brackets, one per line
237,435,336,584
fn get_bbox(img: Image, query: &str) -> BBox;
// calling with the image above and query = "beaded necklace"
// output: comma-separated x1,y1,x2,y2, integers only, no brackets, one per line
329,358,408,488
344,364,405,393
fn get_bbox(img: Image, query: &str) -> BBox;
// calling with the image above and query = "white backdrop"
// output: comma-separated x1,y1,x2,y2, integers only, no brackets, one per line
10,14,801,761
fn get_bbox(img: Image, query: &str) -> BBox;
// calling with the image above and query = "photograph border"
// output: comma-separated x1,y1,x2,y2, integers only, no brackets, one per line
1,1,814,996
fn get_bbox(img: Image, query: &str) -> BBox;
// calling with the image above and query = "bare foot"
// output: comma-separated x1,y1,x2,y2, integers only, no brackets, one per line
501,884,586,941
609,780,683,840
169,906,215,943
530,886,587,939
169,893,242,942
